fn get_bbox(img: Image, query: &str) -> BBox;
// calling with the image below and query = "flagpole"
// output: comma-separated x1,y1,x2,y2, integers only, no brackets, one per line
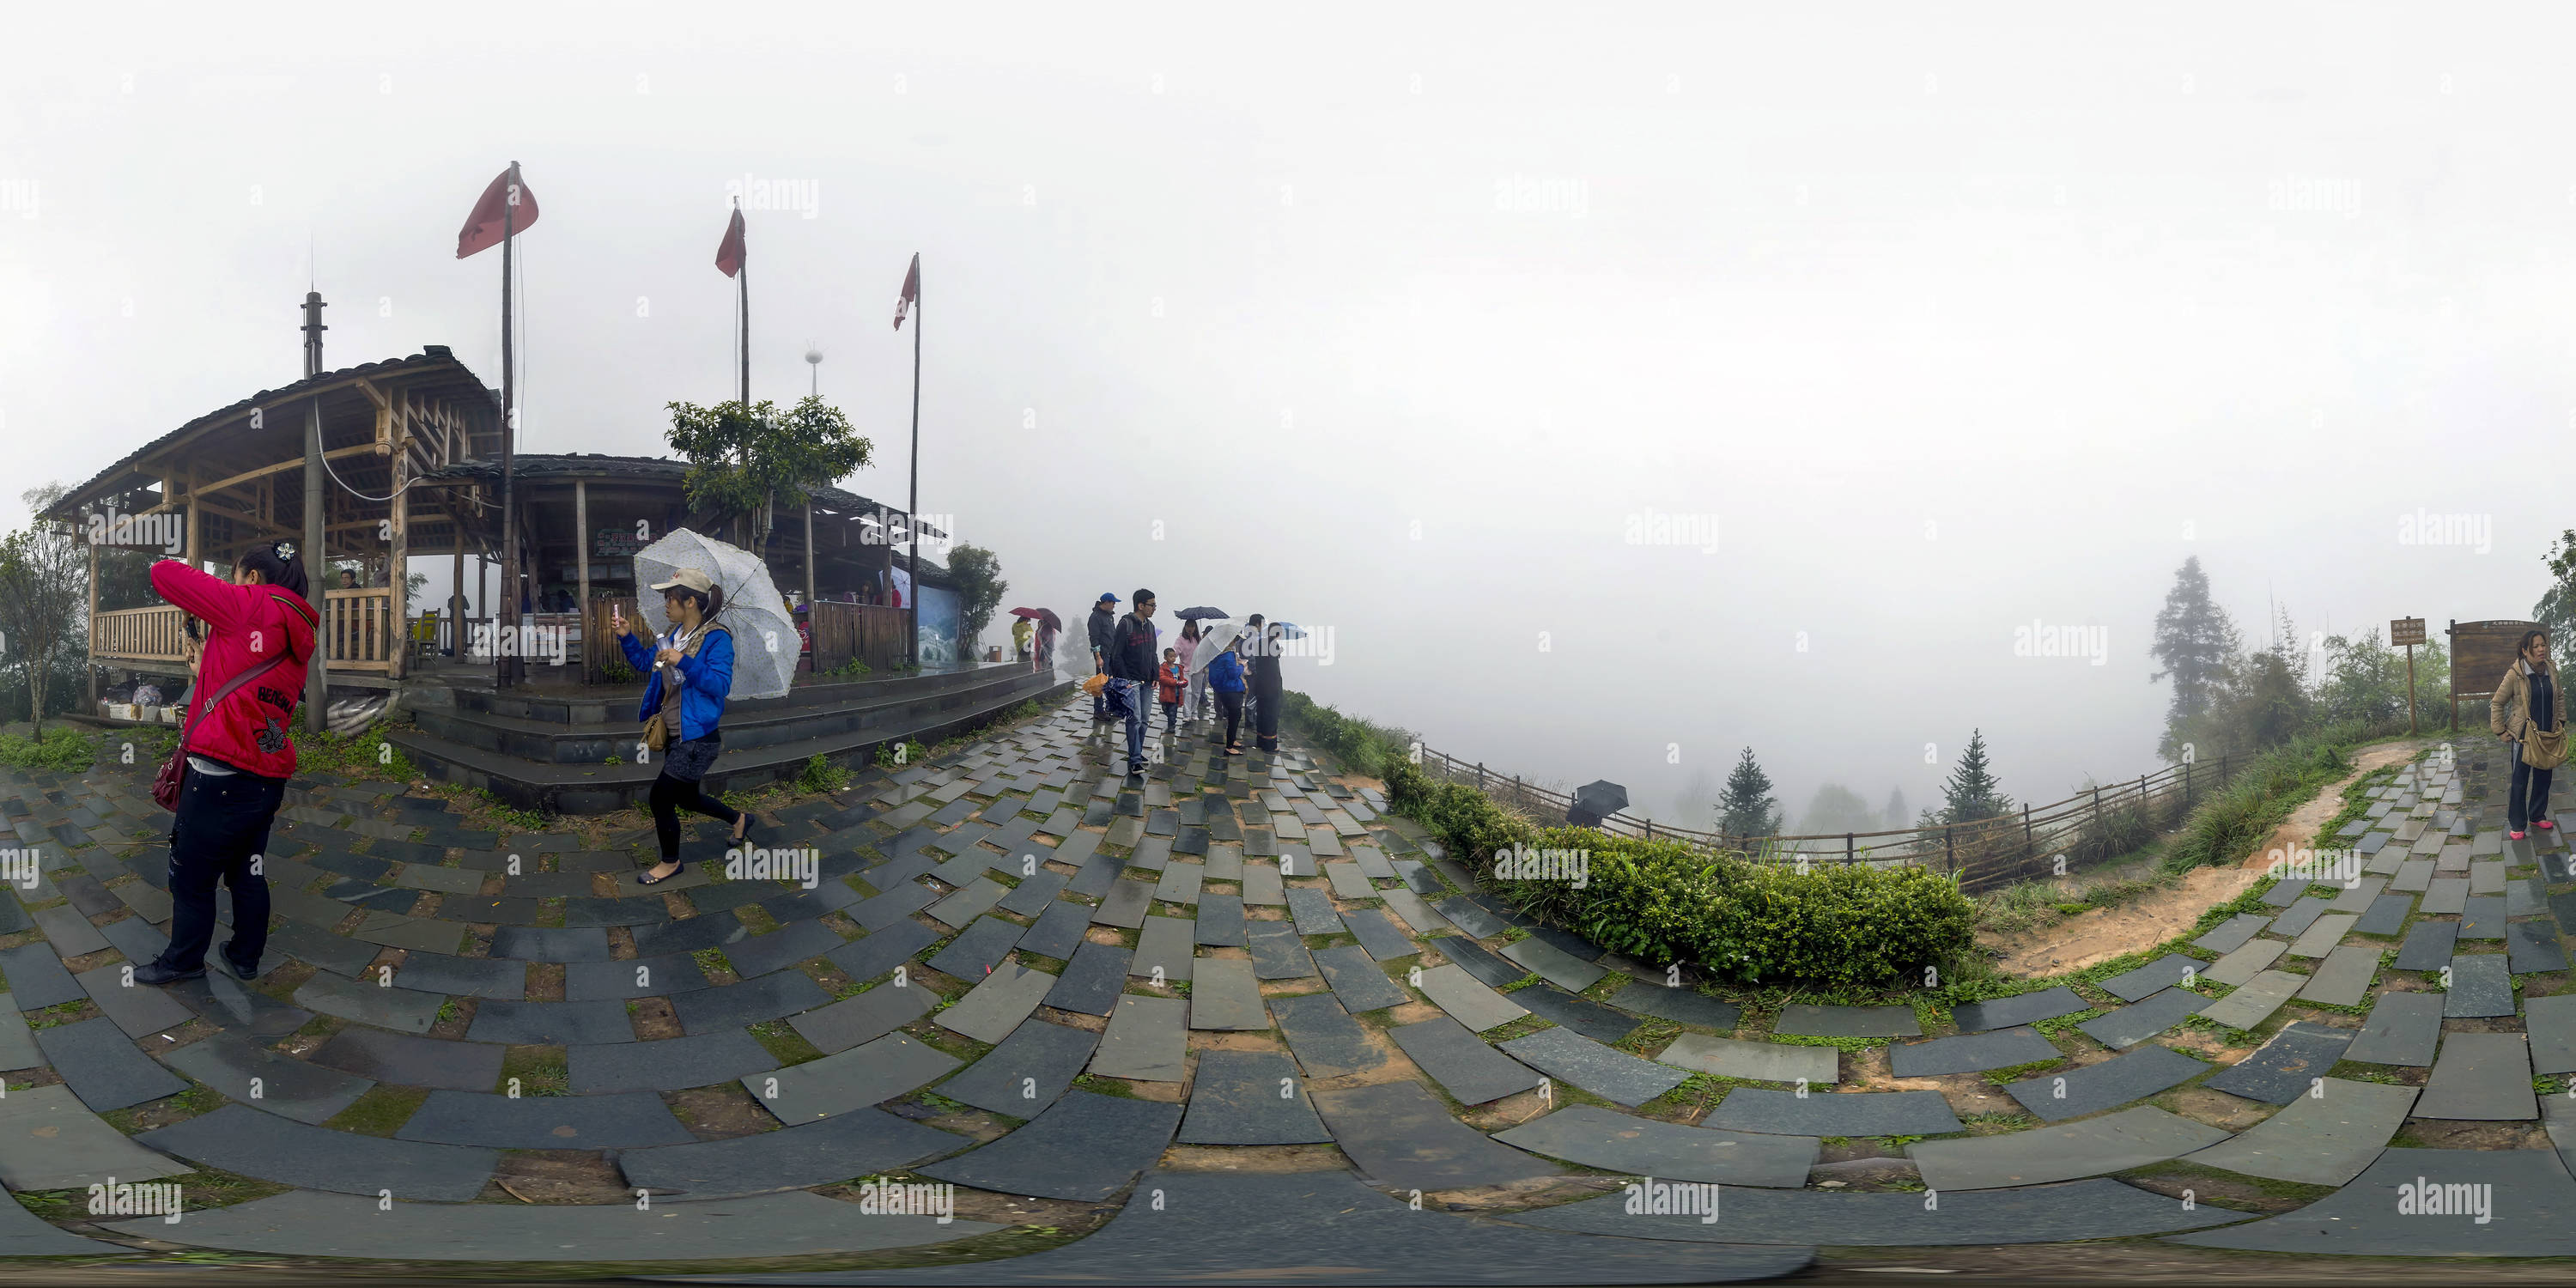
736,198,750,409
907,255,920,671
498,160,520,689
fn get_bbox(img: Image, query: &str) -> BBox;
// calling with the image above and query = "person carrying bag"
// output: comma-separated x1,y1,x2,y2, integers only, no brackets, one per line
2493,629,2568,840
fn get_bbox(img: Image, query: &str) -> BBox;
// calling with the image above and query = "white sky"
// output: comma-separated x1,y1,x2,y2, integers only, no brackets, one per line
4,2,2573,825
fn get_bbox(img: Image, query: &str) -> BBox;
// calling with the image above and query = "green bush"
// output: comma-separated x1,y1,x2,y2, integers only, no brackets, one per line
0,726,97,773
796,752,851,794
2161,724,2365,872
1279,690,1416,778
1385,762,1976,991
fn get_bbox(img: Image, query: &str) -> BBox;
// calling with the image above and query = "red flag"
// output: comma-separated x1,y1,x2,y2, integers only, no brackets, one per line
455,165,538,258
715,205,746,278
893,252,920,330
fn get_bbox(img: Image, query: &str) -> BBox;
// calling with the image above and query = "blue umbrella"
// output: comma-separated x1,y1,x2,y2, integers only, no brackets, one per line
1272,622,1308,640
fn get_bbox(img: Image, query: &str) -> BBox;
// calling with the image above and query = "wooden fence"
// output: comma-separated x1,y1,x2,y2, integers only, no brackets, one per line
1414,747,2245,894
95,594,402,674
811,602,910,677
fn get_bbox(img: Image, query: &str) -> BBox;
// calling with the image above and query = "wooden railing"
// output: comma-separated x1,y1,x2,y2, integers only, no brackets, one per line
322,588,398,673
586,598,639,683
94,605,188,663
811,602,909,677
1413,745,2246,894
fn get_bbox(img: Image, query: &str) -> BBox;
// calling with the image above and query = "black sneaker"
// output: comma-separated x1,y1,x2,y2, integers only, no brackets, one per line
214,941,261,981
132,961,205,986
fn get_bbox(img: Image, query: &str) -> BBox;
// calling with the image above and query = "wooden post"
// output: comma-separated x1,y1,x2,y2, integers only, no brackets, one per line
1845,831,1855,864
450,522,465,659
2022,802,2033,872
2405,641,2418,734
303,395,328,734
1947,824,1956,877
387,420,409,681
182,465,199,569
803,500,817,611
84,538,99,711
575,478,591,671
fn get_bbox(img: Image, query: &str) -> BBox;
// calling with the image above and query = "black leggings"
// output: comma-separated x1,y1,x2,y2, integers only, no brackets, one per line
651,771,741,862
1216,690,1243,747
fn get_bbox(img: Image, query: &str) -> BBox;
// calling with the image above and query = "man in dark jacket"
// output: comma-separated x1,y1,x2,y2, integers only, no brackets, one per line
1108,588,1160,775
1086,593,1119,722
1249,621,1285,753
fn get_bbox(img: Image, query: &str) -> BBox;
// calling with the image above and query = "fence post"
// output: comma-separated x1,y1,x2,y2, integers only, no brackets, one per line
1477,762,1485,791
2022,803,2034,874
1845,832,1855,864
1946,824,1956,877
2093,785,2102,831
1643,819,1654,841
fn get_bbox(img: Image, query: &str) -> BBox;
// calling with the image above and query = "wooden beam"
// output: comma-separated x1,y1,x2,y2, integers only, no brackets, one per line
189,445,378,502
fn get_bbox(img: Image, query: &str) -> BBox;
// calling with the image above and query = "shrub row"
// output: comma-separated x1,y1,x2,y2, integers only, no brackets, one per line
2160,722,2368,873
1277,690,1416,779
1383,760,1976,992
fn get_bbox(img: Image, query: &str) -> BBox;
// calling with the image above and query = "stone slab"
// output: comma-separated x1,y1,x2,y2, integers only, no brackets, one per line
1269,991,1385,1079
2421,877,2469,914
2078,987,2209,1051
1772,1003,1923,1038
671,969,835,1035
307,1027,507,1092
1658,1033,1838,1085
396,1087,693,1148
1014,898,1092,962
2446,952,2516,1018
1908,1105,2231,1190
568,1030,779,1094
1953,986,2087,1032
1090,993,1188,1082
1313,943,1407,1012
1092,877,1155,929
1494,1103,1817,1188
823,920,939,987
2344,990,2444,1066
1499,936,1607,993
0,942,82,1009
136,1102,495,1200
2191,914,2270,955
2197,970,2302,1031
1043,939,1130,1017
2391,858,2435,891
1129,914,1195,984
0,1082,190,1190
1343,905,1414,962
2511,920,2572,974
621,1107,968,1201
37,1015,188,1110
2184,1077,2417,1186
1501,1025,1689,1107
1176,1049,1330,1145
1891,1025,2061,1077
2171,1146,2576,1256
2395,920,2459,971
2202,938,2284,987
2461,895,2509,939
1284,887,1345,936
1607,982,1740,1031
2099,954,2202,1002
1188,956,1267,1030
924,916,1022,981
2531,993,2576,1075
1393,1014,1546,1104
1312,1079,1562,1191
2268,897,2327,938
748,1031,962,1123
1415,962,1528,1032
2287,912,2357,958
2353,892,2414,937
2298,944,2381,1005
158,1030,373,1123
2205,1020,2357,1104
788,982,935,1054
937,962,1058,1044
2414,1030,2537,1120
74,964,194,1038
920,1090,1183,1200
938,1017,1099,1116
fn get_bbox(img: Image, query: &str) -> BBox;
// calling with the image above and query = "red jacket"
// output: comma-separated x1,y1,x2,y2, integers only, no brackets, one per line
151,561,318,779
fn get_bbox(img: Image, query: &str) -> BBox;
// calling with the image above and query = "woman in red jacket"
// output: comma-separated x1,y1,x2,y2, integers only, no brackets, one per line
133,541,317,986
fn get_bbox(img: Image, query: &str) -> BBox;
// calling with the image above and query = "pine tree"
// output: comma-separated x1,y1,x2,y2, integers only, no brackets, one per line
2149,556,2240,761
1716,746,1782,838
1882,787,1909,830
1936,730,2013,824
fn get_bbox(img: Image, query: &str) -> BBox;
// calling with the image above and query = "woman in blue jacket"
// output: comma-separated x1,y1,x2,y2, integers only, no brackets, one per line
1205,633,1248,756
615,568,752,885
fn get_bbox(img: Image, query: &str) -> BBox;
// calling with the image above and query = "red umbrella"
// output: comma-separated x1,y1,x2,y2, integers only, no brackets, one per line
1010,607,1062,632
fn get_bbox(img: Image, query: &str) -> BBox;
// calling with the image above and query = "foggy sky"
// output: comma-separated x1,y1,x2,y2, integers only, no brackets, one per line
5,2,2572,830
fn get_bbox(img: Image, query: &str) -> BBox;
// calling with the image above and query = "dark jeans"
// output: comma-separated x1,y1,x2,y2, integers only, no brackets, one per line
1215,689,1244,747
2511,750,2555,832
161,766,285,974
1161,702,1178,734
1117,679,1148,772
652,735,740,861
1092,663,1110,720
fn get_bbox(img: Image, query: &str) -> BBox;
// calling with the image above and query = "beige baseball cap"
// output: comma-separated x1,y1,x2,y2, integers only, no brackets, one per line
650,568,714,594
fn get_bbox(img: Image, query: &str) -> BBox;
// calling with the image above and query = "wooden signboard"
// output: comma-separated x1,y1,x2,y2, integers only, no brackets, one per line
2390,617,2425,647
2450,619,2539,731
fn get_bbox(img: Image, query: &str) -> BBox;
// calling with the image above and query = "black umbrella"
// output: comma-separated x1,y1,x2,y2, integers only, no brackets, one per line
1567,780,1629,828
1175,606,1228,620
1008,607,1062,632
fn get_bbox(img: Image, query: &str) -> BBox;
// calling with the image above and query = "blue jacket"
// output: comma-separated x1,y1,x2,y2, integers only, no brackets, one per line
623,625,734,742
1205,648,1246,695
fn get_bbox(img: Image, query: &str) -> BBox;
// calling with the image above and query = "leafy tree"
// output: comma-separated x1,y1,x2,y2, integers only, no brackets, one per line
945,544,1007,647
2538,529,2576,646
0,483,88,735
1796,782,1878,835
2149,556,2240,761
664,397,873,549
1715,746,1781,837
1932,729,2013,824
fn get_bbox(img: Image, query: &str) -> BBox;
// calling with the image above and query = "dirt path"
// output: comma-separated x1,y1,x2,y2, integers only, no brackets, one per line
1984,738,2430,976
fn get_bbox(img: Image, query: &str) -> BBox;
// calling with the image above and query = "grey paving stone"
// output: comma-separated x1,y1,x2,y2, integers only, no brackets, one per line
2287,911,2357,958
2075,987,2207,1051
2461,895,2509,939
1908,1105,2230,1190
2394,920,2460,971
2421,876,2469,914
35,1015,186,1110
1188,956,1267,1030
1093,877,1155,929
1312,1079,1563,1191
789,981,934,1054
1151,860,1204,906
1129,914,1195,984
1043,939,1130,1017
1013,898,1091,962
1313,943,1408,1012
1270,991,1385,1079
1657,1032,1838,1084
2172,1146,2576,1256
2325,876,2385,914
823,920,939,987
0,941,81,1008
2198,970,2302,1031
939,1017,1099,1115
848,880,937,932
2191,914,2270,955
0,993,37,1072
2298,944,2381,1005
2183,1077,2417,1186
1377,887,1452,938
2391,858,2435,891
1241,860,1285,906
1435,896,1508,939
489,924,615,962
749,1031,962,1124
1608,981,1741,1031
73,964,194,1037
378,951,525,1000
2345,991,2444,1066
1284,886,1346,936
1772,1002,1923,1038
1891,1025,2061,1077
2530,993,2576,1075
2415,1030,2537,1120
925,916,1022,981
135,1101,495,1200
2099,953,2202,1002
158,1030,373,1123
0,1080,185,1190
1953,986,2087,1032
466,998,635,1047
33,904,109,957
2353,892,2414,936
1390,1014,1545,1104
2262,879,2312,906
2268,897,2328,938
397,1087,692,1148
725,919,847,979
1193,892,1248,948
2205,1021,2356,1103
1502,1025,1689,1107
2511,920,2572,974
938,962,1058,1044
566,1030,779,1095
671,969,834,1035
264,920,382,977
1090,993,1188,1082
305,1027,506,1092
1415,962,1528,1032
1246,918,1315,980
1495,1103,1816,1188
2445,952,2516,1018
289,969,444,1035
1343,905,1415,962
1523,1176,2254,1249
1498,936,1607,994
100,1187,987,1261
1176,1049,1330,1145
620,1107,969,1200
921,1090,1182,1201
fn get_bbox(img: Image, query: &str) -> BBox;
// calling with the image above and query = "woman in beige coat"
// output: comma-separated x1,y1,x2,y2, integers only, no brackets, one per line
2491,629,2567,840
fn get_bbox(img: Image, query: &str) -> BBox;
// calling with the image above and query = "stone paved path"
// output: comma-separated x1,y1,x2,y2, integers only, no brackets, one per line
0,720,2565,1276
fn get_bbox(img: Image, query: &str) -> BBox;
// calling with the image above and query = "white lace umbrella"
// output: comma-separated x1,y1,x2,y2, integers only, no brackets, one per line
1188,618,1244,675
633,528,797,701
